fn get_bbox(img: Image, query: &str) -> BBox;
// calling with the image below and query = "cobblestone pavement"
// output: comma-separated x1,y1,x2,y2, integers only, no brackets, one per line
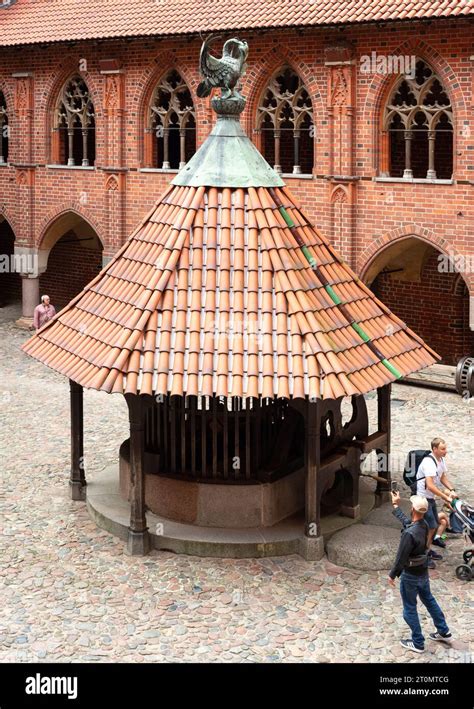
1,304,473,663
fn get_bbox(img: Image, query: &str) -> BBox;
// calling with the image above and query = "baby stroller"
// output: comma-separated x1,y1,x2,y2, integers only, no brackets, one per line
450,498,474,581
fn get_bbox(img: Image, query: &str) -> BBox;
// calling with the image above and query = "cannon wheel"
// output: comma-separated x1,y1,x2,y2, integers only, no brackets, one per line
455,356,474,396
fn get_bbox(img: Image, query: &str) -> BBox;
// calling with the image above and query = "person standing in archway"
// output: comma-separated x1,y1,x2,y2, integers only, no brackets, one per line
33,294,56,331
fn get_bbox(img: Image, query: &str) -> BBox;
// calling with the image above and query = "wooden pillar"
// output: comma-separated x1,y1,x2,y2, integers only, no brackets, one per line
69,379,86,501
125,394,150,555
375,383,391,503
340,445,361,519
300,399,325,561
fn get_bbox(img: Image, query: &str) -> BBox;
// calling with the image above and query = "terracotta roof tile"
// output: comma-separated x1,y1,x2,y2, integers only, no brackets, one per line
22,113,440,402
0,0,471,47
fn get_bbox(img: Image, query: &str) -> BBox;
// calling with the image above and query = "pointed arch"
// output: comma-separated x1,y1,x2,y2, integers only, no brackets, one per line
245,45,324,128
330,186,348,204
250,51,319,175
0,75,14,114
364,39,467,120
42,60,101,166
134,51,199,168
363,39,466,177
357,225,474,294
359,230,474,364
0,208,20,241
0,213,21,305
38,204,104,251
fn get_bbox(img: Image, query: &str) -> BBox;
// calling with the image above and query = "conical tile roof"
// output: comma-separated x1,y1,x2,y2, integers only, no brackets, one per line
22,47,439,400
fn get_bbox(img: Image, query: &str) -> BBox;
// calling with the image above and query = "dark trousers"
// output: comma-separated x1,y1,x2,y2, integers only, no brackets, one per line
399,571,449,648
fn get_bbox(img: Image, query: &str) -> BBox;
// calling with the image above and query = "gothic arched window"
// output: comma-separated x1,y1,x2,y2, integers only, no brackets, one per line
0,92,8,164
147,70,196,169
256,67,314,175
383,59,453,180
55,76,95,167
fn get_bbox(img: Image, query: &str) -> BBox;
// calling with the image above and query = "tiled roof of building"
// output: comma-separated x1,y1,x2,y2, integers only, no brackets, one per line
0,0,473,47
22,181,438,400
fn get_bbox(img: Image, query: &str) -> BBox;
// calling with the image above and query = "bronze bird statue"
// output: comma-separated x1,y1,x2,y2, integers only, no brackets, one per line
197,35,249,100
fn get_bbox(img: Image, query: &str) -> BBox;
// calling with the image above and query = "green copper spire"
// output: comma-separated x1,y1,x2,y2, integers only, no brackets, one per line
172,36,284,189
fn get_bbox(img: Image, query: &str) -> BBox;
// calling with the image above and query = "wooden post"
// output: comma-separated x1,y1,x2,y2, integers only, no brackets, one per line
305,399,320,537
375,383,391,503
69,379,86,501
126,394,150,555
340,445,361,519
300,398,325,561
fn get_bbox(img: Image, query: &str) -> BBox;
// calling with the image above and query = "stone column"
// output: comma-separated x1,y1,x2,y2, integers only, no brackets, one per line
19,275,39,326
292,130,301,174
403,130,413,179
426,130,437,179
15,246,48,329
273,129,281,174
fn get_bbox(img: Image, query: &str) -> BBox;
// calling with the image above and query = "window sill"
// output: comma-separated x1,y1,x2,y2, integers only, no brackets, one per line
0,162,10,167
139,168,179,174
46,164,95,171
374,176,454,185
281,173,314,180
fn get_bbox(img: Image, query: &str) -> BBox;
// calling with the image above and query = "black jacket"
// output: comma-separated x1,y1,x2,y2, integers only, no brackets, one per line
389,507,429,579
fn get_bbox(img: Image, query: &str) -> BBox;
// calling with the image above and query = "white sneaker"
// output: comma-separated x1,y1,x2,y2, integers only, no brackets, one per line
429,631,453,643
400,639,424,653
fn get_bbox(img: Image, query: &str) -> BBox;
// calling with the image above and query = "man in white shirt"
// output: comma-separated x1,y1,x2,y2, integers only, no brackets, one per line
416,437,456,566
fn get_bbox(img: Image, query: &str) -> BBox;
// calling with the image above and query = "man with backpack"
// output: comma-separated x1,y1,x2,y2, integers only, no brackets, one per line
415,438,456,567
403,438,456,568
388,491,453,653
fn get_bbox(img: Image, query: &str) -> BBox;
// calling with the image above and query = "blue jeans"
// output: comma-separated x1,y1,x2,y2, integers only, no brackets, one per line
400,571,450,648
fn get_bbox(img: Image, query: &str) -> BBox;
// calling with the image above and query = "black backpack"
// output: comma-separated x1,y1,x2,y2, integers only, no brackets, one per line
403,450,436,494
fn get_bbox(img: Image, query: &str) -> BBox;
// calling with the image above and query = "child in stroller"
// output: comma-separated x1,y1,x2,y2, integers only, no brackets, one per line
448,498,474,581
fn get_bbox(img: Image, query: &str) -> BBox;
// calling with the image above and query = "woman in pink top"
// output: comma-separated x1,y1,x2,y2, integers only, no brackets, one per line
33,294,56,331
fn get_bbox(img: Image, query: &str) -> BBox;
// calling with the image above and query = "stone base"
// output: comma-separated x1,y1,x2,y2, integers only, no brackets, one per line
86,465,377,559
326,523,401,570
120,441,305,528
69,480,87,501
362,499,411,529
127,529,150,556
15,317,34,330
298,535,325,561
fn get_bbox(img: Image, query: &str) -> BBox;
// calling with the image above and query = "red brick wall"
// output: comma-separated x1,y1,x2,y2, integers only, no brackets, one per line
372,251,474,364
0,18,472,357
39,231,102,310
